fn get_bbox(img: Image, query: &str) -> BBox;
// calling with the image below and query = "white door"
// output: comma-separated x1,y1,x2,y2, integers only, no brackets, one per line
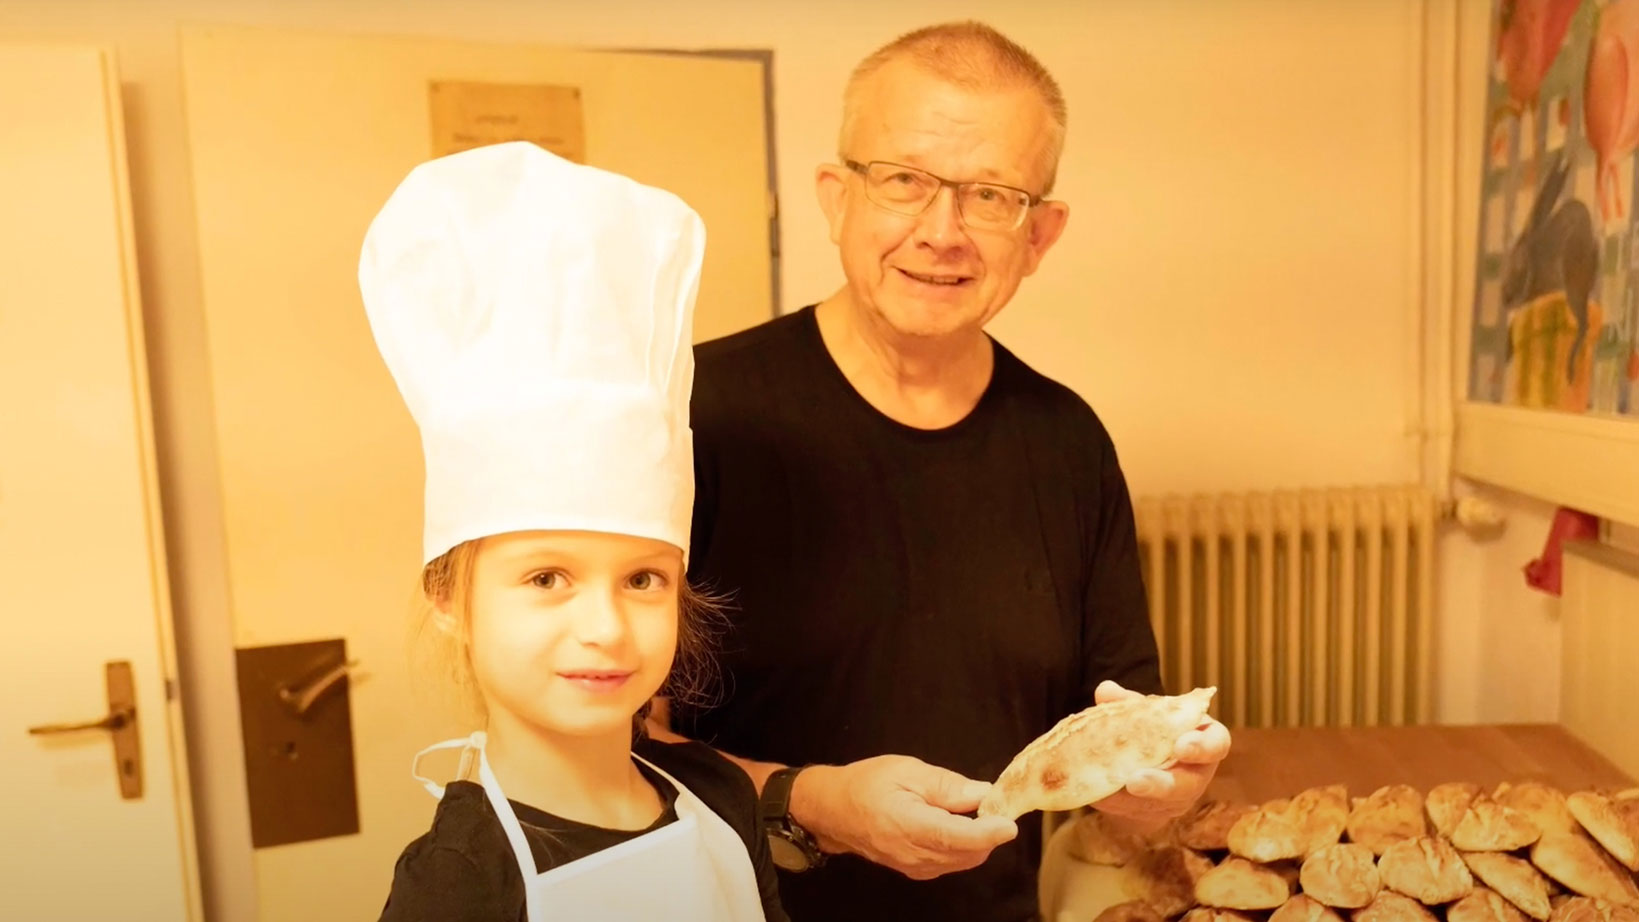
0,44,200,921
178,24,775,921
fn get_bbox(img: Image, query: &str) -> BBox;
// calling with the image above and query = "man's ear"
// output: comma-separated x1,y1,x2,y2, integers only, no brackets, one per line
816,163,850,246
1021,200,1070,277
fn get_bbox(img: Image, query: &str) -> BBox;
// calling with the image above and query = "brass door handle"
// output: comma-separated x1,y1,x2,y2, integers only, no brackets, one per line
28,705,134,735
25,661,143,799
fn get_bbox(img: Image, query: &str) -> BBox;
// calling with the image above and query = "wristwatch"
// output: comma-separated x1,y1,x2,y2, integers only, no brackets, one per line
760,766,827,872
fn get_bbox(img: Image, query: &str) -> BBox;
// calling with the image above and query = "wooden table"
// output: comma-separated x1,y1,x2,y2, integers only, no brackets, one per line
1204,723,1635,802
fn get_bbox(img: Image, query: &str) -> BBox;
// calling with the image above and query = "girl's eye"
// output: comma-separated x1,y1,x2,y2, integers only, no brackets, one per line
530,571,563,589
628,570,668,591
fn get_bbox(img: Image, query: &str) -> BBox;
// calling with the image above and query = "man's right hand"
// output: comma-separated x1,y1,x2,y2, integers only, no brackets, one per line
788,755,1018,881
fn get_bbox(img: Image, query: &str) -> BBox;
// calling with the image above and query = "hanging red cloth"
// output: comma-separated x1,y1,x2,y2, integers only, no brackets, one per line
1523,507,1602,595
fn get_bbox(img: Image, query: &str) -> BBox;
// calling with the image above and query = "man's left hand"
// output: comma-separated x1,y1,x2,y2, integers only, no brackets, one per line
1088,680,1232,830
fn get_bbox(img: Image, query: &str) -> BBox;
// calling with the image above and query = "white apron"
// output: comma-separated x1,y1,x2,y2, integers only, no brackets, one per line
413,732,768,922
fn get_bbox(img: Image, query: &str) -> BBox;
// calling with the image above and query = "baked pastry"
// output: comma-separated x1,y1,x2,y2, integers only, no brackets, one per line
1354,890,1441,922
1462,850,1554,920
1450,888,1534,922
1348,785,1429,856
1378,835,1474,904
1272,860,1303,891
1182,908,1263,922
1567,792,1639,873
1300,843,1383,908
1096,899,1169,922
977,687,1215,820
1429,783,1483,839
1178,801,1255,852
1195,856,1292,910
1229,799,1313,863
1272,894,1348,922
1132,845,1217,917
1497,783,1580,838
1530,833,1639,908
1453,795,1543,852
1297,785,1351,855
1547,897,1639,922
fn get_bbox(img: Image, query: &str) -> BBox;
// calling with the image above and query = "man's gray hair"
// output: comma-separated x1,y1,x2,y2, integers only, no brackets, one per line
839,21,1068,195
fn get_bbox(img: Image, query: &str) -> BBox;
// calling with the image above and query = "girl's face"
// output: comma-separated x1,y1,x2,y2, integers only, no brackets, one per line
457,530,681,742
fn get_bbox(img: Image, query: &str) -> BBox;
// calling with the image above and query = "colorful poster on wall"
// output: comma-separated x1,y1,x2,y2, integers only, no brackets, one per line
1471,0,1639,416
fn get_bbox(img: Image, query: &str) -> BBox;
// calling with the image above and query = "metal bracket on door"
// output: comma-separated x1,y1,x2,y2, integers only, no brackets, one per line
26,660,143,799
236,638,361,847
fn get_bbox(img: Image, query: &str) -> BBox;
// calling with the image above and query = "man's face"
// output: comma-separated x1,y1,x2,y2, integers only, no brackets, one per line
818,60,1070,343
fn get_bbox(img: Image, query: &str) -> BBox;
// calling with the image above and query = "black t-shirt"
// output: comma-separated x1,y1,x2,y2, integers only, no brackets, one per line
678,306,1164,922
377,738,789,921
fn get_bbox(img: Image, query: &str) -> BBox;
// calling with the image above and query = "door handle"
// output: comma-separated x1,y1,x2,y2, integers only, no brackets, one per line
277,658,358,718
27,706,134,735
25,661,143,799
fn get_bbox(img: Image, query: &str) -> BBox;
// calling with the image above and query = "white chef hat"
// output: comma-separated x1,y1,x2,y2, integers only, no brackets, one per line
358,141,704,565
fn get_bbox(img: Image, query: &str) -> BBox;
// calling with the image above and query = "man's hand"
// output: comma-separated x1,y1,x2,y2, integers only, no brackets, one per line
789,755,1018,881
646,697,1016,879
1090,680,1232,831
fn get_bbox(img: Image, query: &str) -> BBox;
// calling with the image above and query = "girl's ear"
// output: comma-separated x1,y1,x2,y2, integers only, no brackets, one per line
431,595,461,637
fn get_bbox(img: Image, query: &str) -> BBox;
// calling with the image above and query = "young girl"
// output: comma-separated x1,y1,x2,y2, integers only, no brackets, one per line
359,141,787,922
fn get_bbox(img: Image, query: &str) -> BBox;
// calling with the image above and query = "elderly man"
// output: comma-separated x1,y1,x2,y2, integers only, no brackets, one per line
660,21,1231,922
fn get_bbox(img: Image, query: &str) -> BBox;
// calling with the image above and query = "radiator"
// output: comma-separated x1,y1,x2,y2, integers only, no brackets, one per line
1133,486,1439,729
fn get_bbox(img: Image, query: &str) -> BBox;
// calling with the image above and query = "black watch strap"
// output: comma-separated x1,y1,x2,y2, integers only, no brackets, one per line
760,765,803,817
761,766,826,871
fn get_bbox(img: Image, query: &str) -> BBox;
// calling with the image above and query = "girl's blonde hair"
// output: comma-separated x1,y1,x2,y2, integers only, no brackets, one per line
411,537,723,737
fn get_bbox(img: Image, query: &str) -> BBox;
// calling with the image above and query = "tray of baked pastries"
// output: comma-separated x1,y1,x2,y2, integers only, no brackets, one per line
1040,782,1639,922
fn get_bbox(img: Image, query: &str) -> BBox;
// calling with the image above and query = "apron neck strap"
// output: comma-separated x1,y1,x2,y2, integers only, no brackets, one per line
631,753,708,820
408,732,536,879
475,743,543,879
409,730,486,800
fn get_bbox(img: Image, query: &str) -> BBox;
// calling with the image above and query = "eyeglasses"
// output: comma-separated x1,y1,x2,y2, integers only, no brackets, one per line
844,159,1043,232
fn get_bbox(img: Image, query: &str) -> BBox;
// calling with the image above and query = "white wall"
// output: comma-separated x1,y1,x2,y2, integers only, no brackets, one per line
11,0,1427,492
1438,488,1563,725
